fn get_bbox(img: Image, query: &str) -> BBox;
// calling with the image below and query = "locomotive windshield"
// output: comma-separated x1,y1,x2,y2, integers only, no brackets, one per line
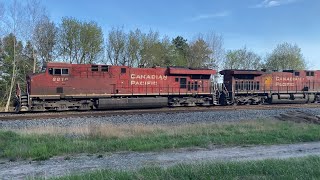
48,68,69,75
40,65,47,73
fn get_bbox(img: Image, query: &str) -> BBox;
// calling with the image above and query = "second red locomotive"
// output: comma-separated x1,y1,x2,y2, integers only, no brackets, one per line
221,69,320,105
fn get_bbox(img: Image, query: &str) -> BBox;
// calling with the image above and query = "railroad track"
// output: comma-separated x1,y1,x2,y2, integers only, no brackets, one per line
1,104,320,121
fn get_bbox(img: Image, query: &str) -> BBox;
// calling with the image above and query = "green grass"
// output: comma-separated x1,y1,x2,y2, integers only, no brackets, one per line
54,156,320,180
1,120,320,160
0,106,5,112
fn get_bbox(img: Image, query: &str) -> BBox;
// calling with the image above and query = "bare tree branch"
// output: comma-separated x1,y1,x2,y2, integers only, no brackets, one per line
33,16,57,64
204,31,225,70
3,0,25,112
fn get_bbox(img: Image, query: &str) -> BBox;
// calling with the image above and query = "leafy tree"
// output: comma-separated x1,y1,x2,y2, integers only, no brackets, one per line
141,37,174,67
126,28,142,67
33,16,57,63
188,38,212,68
172,36,189,66
172,36,188,52
79,21,104,64
140,30,160,67
159,36,174,66
265,42,306,70
224,50,238,69
58,17,81,63
224,47,262,70
1,35,41,103
58,17,104,64
106,26,127,65
21,41,36,74
1,34,25,108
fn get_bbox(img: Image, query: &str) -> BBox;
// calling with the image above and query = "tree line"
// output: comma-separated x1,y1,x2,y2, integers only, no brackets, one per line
0,0,307,111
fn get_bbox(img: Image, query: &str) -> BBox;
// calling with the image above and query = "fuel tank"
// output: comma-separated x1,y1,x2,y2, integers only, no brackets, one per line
97,97,168,109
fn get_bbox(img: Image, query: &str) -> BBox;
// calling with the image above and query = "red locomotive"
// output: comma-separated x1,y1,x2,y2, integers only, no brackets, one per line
220,69,320,105
15,62,216,112
15,62,320,112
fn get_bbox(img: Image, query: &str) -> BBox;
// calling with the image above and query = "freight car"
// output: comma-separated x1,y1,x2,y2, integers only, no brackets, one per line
14,62,218,112
220,69,320,105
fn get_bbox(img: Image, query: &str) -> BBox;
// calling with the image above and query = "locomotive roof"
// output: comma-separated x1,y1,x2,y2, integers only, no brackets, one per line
45,62,216,75
220,69,264,75
45,62,73,67
169,67,216,75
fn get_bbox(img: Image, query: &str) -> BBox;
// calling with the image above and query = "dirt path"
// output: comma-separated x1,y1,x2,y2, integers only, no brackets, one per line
1,142,320,179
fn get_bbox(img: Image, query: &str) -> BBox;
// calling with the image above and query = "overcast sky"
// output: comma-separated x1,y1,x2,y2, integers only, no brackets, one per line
42,0,320,69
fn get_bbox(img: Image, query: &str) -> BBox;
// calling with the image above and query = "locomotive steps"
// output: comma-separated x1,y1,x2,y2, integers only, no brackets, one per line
276,111,320,124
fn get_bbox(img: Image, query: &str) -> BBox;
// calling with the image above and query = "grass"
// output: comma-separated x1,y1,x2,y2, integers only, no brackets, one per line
53,156,320,180
0,105,15,112
0,106,5,112
2,119,320,160
0,106,14,112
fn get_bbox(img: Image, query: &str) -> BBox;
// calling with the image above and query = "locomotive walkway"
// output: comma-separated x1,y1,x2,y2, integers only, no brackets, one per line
1,141,320,179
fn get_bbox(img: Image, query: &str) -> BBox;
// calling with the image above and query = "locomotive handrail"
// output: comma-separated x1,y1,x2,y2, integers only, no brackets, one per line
29,83,214,97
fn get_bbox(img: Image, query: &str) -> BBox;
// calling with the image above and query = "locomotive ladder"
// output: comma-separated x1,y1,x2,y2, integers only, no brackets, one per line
212,83,220,105
212,83,230,105
15,83,29,112
19,94,29,111
222,84,230,98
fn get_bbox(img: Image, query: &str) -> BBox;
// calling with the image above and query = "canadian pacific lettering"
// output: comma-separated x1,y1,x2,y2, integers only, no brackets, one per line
131,74,167,80
130,74,167,86
275,76,304,87
275,77,303,81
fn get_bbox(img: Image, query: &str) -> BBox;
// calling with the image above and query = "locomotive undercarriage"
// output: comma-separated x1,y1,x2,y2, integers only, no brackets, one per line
233,95,265,105
37,95,213,111
268,93,317,104
15,91,320,112
25,98,94,112
233,92,320,105
168,96,213,107
16,94,217,112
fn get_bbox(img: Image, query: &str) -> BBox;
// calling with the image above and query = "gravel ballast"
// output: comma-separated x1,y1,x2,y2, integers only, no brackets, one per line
1,107,320,130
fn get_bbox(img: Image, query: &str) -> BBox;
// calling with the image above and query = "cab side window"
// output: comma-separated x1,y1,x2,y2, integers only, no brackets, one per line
306,71,315,76
180,78,187,89
49,68,69,75
54,69,61,75
101,65,109,72
62,68,69,75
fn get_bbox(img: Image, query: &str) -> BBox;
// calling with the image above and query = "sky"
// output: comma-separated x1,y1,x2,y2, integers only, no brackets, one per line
41,0,320,69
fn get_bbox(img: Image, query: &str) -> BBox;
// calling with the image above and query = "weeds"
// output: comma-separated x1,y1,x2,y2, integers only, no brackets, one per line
1,120,320,160
53,156,320,180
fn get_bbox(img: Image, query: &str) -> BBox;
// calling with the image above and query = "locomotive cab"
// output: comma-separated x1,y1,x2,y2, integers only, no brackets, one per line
27,62,72,97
